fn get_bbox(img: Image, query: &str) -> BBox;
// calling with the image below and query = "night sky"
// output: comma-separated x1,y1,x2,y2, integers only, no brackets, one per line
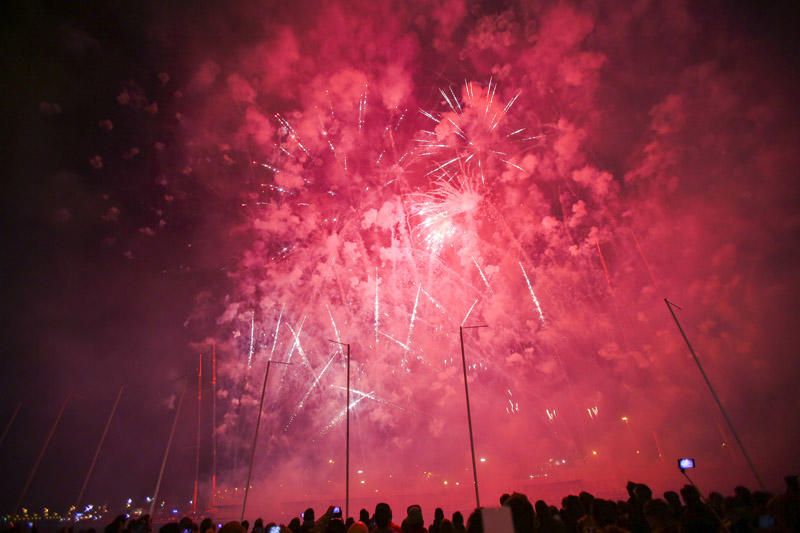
1,0,799,520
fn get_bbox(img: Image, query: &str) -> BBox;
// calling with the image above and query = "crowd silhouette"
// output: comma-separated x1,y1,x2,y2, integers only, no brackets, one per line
4,476,798,533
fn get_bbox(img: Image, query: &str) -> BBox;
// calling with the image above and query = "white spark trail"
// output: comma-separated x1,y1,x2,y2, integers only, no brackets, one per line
379,331,411,352
489,112,500,131
439,88,457,114
420,287,446,314
274,114,311,157
332,386,411,412
270,305,284,359
358,84,368,131
503,91,521,114
307,353,337,397
285,318,313,370
406,285,422,349
419,109,440,124
449,86,463,113
472,256,491,291
461,299,479,326
519,261,545,326
445,117,468,140
425,156,460,176
284,352,339,431
374,268,380,345
247,312,256,369
319,395,369,437
485,76,495,115
326,304,342,348
258,161,281,173
502,159,526,173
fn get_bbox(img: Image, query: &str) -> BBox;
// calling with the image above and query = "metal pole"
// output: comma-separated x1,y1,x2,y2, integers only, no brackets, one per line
241,360,270,521
460,326,481,509
193,353,203,516
211,343,217,509
346,343,351,521
664,298,765,489
0,402,22,449
76,386,125,507
240,360,290,521
328,339,351,520
16,394,71,511
149,378,188,517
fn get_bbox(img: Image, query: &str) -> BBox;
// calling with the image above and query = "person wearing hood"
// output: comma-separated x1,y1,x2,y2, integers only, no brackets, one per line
401,505,426,533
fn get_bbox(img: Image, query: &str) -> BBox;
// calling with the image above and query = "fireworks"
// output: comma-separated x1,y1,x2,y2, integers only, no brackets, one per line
196,75,676,501
211,78,602,476
407,173,482,254
246,312,256,369
5,0,792,516
519,261,546,326
417,79,532,186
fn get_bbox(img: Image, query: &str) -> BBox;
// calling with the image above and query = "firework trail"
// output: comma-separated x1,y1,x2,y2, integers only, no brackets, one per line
405,285,422,353
374,268,380,346
284,351,339,432
519,261,546,326
247,312,256,368
270,305,284,359
285,319,312,372
472,256,492,292
318,394,369,438
461,298,479,326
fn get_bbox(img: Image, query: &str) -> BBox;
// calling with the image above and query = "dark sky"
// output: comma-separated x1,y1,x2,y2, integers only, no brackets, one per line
1,0,799,519
0,1,228,512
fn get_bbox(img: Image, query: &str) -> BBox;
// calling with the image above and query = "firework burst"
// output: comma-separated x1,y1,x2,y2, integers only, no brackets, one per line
407,173,483,254
205,70,663,507
417,79,536,186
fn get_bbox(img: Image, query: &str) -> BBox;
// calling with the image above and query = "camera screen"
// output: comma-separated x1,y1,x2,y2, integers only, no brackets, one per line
678,457,695,470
